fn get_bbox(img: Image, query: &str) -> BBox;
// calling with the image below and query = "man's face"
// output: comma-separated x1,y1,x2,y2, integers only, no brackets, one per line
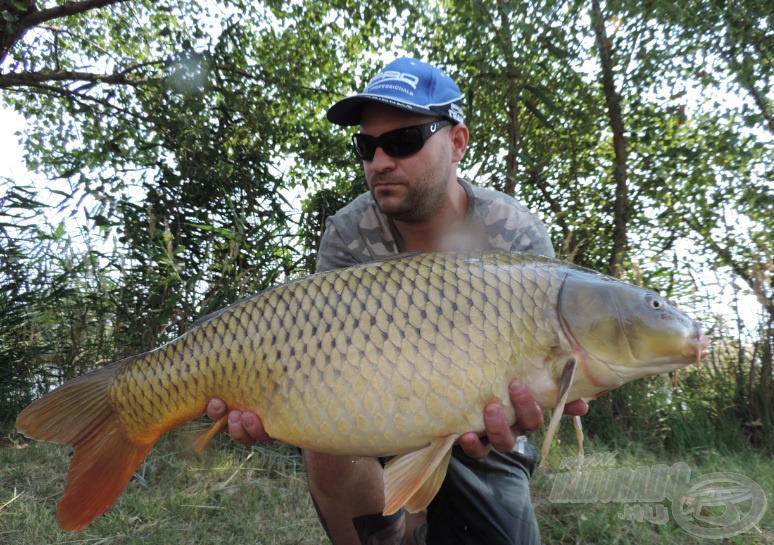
358,104,455,223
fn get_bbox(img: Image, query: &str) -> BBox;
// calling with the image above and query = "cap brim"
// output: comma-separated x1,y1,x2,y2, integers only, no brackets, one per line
326,94,440,126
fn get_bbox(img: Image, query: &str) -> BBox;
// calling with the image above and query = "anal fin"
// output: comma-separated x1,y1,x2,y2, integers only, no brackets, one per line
383,434,458,515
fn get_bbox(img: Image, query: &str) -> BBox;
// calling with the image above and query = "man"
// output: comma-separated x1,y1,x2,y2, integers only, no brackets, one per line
208,57,587,544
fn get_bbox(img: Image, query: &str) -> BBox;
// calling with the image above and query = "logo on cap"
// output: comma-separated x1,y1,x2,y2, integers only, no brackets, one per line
448,104,464,123
367,71,420,91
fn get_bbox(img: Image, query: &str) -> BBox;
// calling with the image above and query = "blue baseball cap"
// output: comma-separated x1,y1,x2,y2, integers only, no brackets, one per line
327,57,465,126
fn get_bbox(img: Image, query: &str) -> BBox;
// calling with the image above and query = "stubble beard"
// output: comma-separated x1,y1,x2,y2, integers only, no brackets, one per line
369,161,452,224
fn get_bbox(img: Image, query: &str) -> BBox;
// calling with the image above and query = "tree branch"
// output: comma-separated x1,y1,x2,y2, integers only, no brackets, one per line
743,81,774,135
528,164,574,258
16,0,128,29
11,80,152,123
0,69,156,89
1,0,129,65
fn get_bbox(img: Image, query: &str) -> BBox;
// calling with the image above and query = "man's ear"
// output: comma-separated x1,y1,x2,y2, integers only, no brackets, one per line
450,123,469,163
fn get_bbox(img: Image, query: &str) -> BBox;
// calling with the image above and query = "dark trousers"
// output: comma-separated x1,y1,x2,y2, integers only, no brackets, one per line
425,444,541,545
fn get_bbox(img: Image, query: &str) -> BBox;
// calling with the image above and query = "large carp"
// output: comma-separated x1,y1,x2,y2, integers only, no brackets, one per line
16,251,707,531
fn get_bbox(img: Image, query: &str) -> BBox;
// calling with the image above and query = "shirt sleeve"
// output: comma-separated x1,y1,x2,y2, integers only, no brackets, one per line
315,220,361,273
516,216,555,258
470,184,556,259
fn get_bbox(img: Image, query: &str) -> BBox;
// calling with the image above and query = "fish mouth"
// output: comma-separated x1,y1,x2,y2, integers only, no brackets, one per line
559,304,708,388
601,329,709,379
687,330,711,368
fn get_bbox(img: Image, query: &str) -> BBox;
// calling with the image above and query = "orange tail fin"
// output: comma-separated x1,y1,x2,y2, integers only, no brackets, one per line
16,363,158,532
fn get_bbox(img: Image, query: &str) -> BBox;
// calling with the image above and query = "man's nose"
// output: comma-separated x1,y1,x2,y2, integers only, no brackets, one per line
368,146,396,171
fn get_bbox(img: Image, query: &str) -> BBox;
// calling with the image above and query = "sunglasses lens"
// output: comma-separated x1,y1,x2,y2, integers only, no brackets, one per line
381,128,424,158
352,135,377,160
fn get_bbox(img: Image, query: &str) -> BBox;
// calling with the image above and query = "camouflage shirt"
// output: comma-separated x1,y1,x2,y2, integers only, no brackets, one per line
316,178,554,272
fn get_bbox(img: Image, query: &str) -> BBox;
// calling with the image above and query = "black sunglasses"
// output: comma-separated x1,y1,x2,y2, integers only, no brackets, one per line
352,120,451,161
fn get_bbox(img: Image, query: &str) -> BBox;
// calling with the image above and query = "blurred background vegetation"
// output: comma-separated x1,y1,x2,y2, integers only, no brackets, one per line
0,0,771,461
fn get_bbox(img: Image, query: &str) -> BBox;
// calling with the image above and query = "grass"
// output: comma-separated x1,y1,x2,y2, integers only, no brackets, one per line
1,421,771,544
533,436,773,544
0,420,327,544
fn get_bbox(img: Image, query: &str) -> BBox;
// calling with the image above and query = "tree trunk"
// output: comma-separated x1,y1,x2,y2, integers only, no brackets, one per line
591,0,628,277
505,79,520,197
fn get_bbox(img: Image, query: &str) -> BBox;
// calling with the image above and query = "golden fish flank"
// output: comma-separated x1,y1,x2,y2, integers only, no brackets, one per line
16,251,708,531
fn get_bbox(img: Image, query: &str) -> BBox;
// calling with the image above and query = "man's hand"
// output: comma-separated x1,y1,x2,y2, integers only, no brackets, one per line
206,398,273,446
458,379,589,459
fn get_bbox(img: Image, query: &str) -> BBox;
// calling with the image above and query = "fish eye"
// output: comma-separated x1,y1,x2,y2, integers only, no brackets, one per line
647,295,665,310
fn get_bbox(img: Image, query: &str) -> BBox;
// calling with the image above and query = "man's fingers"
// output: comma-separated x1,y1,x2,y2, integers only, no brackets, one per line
241,411,273,444
207,399,270,446
206,397,228,421
484,403,517,453
459,403,518,457
564,399,589,417
225,410,271,446
458,432,492,460
461,382,590,460
227,410,252,446
509,380,543,435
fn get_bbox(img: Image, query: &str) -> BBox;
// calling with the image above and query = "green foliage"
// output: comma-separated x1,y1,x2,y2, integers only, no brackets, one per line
0,180,117,421
532,440,773,544
300,176,368,272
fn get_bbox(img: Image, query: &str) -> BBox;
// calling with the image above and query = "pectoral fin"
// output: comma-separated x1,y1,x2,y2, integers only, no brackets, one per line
383,434,458,515
540,358,578,467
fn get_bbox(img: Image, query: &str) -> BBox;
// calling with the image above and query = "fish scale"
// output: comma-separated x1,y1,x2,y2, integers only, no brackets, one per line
120,254,547,451
16,250,707,531
242,254,544,448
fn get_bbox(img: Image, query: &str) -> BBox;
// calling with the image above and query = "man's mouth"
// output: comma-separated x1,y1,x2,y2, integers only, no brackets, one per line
371,180,404,194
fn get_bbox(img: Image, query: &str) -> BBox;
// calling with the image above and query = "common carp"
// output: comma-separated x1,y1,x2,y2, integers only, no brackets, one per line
16,251,707,531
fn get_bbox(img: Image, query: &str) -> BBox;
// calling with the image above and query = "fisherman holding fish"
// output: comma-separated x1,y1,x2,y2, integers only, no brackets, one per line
17,56,706,540
207,57,588,545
